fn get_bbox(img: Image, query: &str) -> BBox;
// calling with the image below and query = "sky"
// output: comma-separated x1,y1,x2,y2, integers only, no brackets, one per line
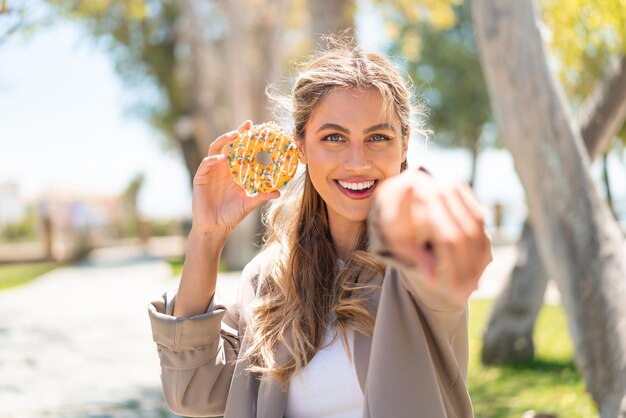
1,4,625,224
0,20,191,219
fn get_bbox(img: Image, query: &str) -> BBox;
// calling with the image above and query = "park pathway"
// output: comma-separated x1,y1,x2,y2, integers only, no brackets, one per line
0,243,552,417
0,245,239,418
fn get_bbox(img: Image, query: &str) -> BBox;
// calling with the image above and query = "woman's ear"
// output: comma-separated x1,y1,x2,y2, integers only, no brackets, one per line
294,128,308,164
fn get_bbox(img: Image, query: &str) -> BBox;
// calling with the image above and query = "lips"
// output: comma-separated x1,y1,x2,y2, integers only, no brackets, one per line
334,179,378,200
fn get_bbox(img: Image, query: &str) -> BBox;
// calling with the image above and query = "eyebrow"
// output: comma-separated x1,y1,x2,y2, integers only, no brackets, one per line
316,123,350,134
315,122,395,134
363,123,395,134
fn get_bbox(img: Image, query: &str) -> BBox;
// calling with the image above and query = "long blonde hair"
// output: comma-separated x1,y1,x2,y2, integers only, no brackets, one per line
243,41,425,386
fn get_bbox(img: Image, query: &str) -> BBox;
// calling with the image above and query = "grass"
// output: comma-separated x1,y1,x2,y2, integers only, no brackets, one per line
168,257,185,277
167,257,228,277
468,300,598,418
0,262,59,291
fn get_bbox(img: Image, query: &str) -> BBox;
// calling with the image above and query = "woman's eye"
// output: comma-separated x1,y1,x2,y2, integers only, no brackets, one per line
323,134,344,142
370,134,390,142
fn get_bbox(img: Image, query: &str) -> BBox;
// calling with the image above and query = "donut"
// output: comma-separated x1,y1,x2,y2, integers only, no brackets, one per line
227,122,299,195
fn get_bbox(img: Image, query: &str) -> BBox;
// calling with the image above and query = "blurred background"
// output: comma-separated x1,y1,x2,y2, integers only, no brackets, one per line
0,0,624,417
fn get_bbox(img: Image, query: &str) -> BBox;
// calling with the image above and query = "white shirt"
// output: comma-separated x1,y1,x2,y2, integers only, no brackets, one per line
284,327,364,418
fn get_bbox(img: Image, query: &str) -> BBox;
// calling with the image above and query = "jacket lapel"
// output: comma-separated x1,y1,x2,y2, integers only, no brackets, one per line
354,272,383,393
256,327,292,417
257,375,288,418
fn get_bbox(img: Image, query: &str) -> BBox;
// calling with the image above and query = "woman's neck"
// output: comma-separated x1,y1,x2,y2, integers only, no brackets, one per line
328,215,363,261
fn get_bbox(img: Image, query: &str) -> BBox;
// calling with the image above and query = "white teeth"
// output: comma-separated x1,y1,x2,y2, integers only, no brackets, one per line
338,180,375,191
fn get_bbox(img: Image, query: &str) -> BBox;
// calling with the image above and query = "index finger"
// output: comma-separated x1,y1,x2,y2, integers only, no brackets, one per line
207,120,254,157
208,130,239,156
237,120,253,133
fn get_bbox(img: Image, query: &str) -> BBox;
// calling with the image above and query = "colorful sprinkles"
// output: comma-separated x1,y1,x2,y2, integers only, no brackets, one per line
227,122,299,195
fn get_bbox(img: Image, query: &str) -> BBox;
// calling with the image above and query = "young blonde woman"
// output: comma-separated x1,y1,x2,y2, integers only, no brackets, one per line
149,43,492,418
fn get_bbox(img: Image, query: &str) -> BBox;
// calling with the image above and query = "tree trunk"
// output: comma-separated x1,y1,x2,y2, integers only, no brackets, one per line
603,152,616,218
178,0,218,186
218,0,258,270
581,55,626,162
181,0,218,152
308,0,356,47
481,221,547,364
220,0,287,269
468,140,479,189
227,0,253,124
482,53,626,364
178,131,204,188
473,1,626,416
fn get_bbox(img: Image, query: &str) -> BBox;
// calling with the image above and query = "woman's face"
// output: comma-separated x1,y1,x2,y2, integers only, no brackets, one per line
297,87,408,226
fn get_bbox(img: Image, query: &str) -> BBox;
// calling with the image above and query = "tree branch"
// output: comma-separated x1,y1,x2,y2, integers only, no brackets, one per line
580,55,626,160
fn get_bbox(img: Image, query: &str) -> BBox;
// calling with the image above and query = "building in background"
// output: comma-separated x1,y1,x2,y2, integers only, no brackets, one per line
0,181,26,229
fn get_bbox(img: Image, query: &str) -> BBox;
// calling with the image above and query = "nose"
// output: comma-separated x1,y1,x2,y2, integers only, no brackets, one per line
344,143,372,171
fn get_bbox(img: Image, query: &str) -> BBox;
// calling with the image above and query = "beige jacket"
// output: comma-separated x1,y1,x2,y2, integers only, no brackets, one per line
148,209,474,418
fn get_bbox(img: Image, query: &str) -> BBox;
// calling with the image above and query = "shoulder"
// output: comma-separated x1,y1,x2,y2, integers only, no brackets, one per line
242,243,280,281
239,243,282,299
236,243,282,326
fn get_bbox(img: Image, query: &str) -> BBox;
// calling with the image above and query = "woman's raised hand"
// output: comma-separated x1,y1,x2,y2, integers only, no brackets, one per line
374,169,493,307
192,120,280,237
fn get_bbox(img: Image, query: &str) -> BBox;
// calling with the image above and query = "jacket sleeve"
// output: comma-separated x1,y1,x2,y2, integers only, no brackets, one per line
367,184,470,376
147,257,260,417
365,187,473,417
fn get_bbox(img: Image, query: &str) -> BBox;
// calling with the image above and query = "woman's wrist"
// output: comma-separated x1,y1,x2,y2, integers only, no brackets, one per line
174,227,226,318
189,226,229,251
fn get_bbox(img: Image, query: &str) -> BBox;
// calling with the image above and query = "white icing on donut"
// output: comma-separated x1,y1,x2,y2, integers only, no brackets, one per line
231,122,298,193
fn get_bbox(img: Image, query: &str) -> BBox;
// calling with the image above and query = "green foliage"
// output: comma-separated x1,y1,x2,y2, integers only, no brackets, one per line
469,300,598,417
167,257,184,277
167,256,226,277
0,262,58,291
59,0,148,20
116,217,139,239
376,0,461,30
123,172,145,193
0,0,56,44
0,206,39,242
48,0,186,148
388,3,492,152
540,0,626,146
122,172,145,207
540,0,626,101
384,0,626,150
148,219,179,237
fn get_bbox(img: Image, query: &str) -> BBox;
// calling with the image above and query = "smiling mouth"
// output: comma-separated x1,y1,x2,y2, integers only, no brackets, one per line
334,179,378,199
337,180,376,190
